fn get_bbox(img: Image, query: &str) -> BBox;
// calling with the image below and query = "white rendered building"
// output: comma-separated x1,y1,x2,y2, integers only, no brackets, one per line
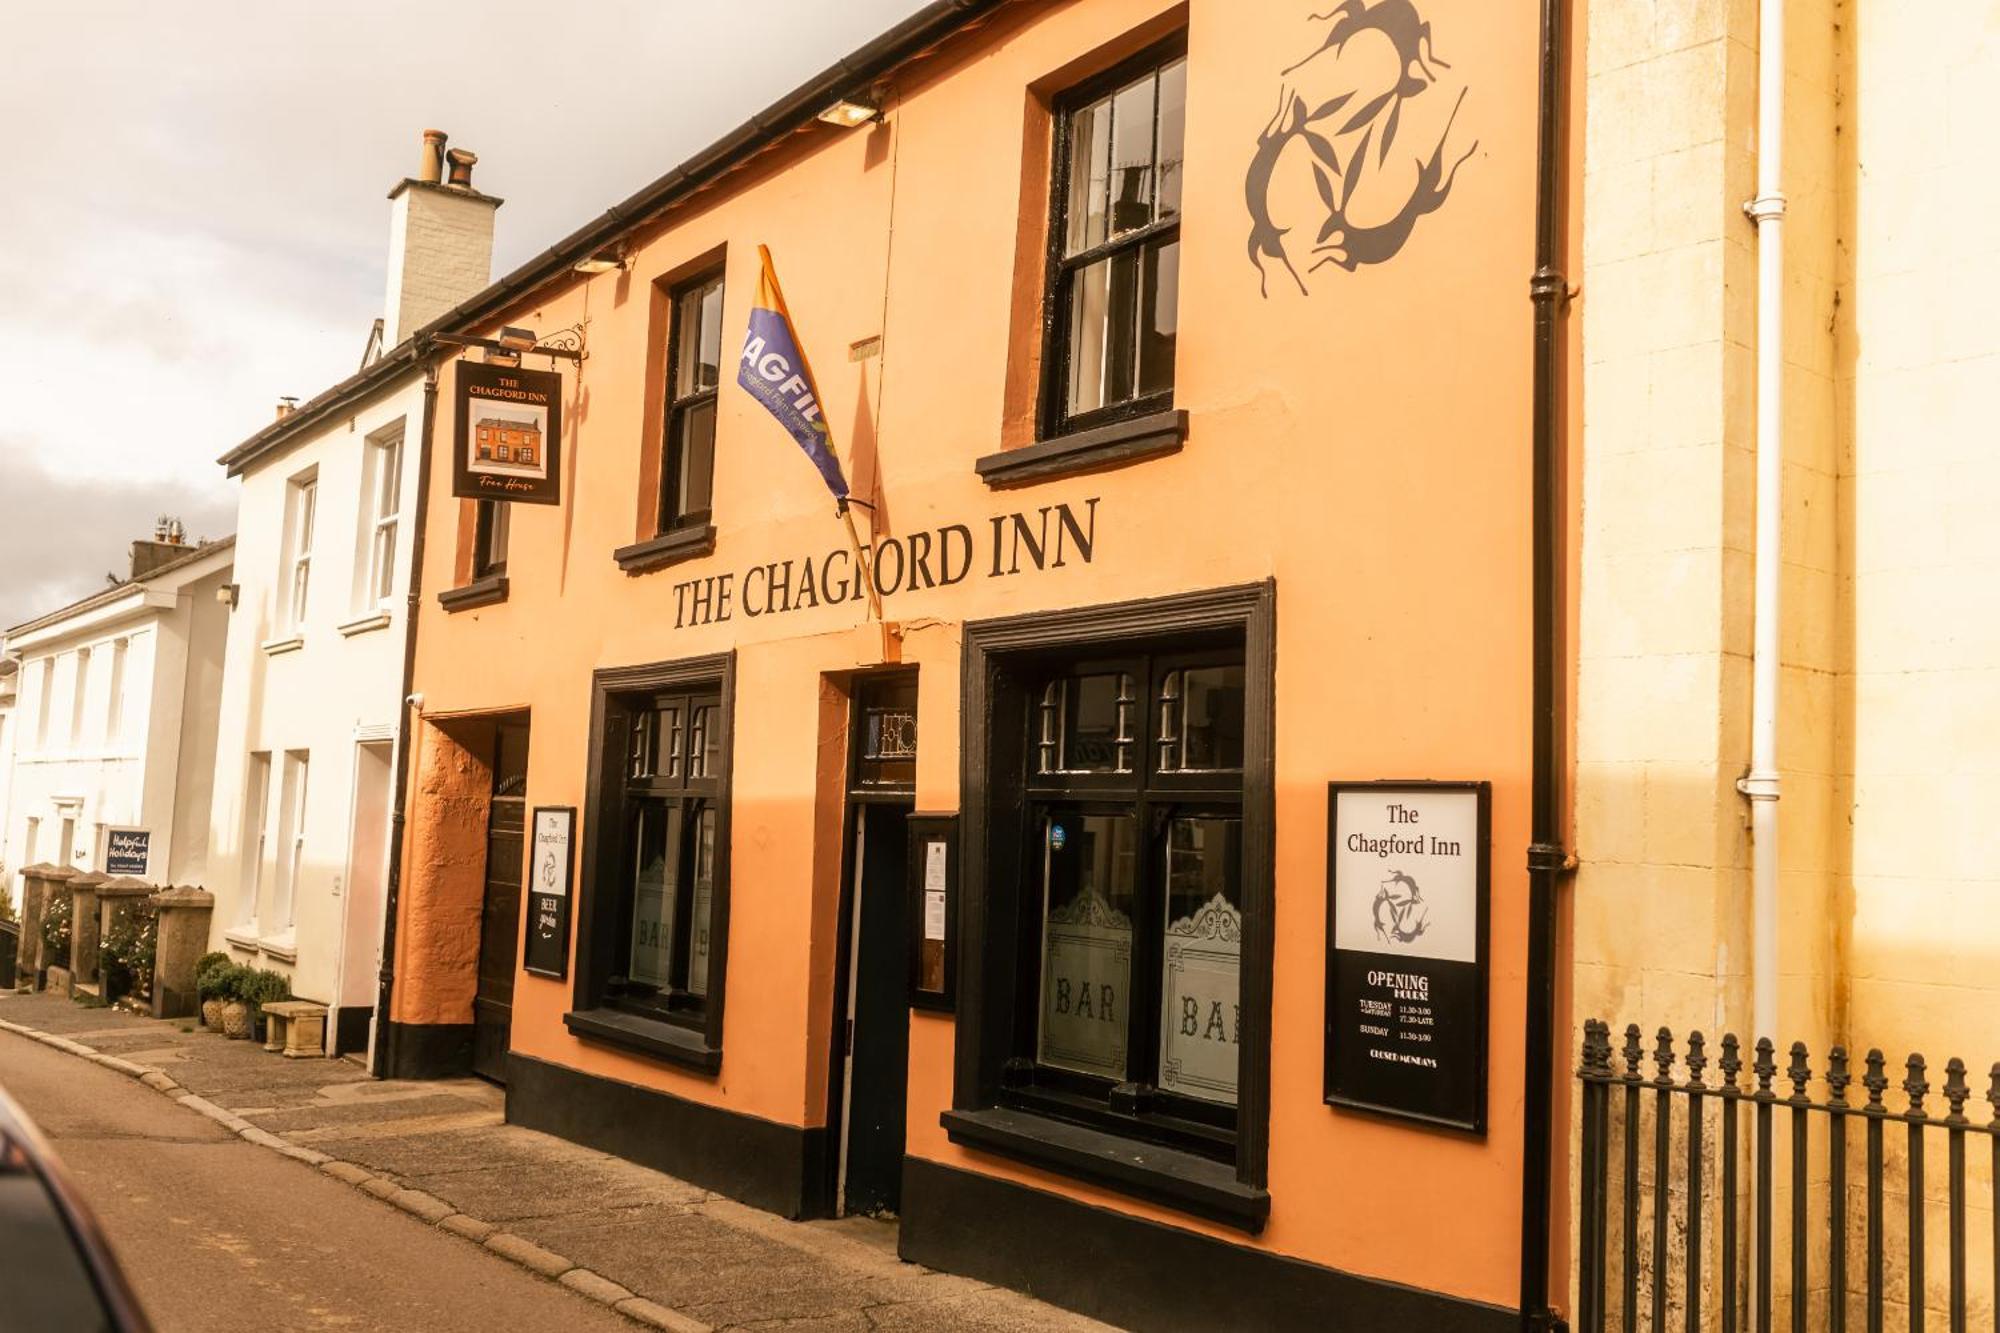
0,656,19,904
204,131,500,1057
2,534,235,899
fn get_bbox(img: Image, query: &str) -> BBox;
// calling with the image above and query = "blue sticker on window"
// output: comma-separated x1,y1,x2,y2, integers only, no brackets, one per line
1049,822,1068,852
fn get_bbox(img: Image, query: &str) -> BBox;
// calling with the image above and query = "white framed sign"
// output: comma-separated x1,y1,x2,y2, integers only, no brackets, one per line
1324,781,1490,1133
524,806,575,980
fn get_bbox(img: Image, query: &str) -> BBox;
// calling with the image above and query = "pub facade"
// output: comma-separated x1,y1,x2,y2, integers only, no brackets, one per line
384,1,1580,1328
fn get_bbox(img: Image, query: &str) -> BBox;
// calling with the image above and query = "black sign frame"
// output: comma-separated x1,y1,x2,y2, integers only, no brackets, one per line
524,805,576,981
1323,779,1491,1134
104,828,151,878
905,813,958,1013
453,359,563,506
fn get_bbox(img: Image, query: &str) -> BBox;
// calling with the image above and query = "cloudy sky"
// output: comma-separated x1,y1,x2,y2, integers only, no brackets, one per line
0,0,927,633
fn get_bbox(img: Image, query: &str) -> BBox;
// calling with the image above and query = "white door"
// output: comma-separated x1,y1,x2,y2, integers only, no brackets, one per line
334,741,394,1059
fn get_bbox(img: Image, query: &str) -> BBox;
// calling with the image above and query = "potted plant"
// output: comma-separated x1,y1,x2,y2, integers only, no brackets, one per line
194,953,231,1029
242,968,292,1045
218,965,255,1040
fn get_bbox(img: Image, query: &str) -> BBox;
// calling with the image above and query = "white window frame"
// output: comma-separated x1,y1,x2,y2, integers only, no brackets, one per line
33,659,52,748
240,753,272,928
288,475,318,631
368,432,403,609
273,750,309,932
69,647,91,748
106,637,128,746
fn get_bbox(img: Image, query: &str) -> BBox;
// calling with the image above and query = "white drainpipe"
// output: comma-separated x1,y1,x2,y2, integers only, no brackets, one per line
1740,0,1787,1046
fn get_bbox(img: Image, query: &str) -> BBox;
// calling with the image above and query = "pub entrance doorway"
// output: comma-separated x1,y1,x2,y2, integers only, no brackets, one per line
473,720,529,1084
829,674,918,1217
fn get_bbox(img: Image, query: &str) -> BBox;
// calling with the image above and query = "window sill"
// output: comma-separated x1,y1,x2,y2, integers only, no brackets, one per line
614,523,716,575
337,611,392,638
940,1105,1268,1233
437,574,508,613
258,935,298,963
222,927,260,951
563,1006,721,1073
974,408,1186,489
260,634,305,656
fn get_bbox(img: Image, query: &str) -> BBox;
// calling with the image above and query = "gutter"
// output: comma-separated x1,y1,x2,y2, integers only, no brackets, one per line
1519,0,1575,1328
371,355,440,1078
219,0,1003,479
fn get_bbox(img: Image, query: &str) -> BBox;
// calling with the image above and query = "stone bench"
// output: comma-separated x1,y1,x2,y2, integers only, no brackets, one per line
260,1001,329,1058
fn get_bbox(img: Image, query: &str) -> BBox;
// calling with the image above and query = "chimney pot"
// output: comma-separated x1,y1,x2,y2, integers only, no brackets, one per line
276,396,298,420
420,129,448,185
445,148,478,190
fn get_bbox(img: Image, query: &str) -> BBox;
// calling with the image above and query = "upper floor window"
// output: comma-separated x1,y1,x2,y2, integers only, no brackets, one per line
69,647,91,747
286,474,318,629
1044,40,1186,437
106,637,128,745
473,500,510,579
659,271,724,534
366,430,404,608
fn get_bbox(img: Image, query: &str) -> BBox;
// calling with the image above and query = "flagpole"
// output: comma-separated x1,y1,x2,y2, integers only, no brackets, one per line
838,498,884,624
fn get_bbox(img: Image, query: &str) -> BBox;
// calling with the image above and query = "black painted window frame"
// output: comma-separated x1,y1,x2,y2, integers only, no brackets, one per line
1037,32,1189,443
951,582,1275,1219
658,268,726,536
473,498,509,578
570,651,735,1072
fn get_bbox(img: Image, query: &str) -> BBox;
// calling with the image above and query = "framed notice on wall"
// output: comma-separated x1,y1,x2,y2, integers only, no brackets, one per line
905,813,957,1012
453,360,563,505
104,828,151,878
1324,780,1490,1133
524,806,575,980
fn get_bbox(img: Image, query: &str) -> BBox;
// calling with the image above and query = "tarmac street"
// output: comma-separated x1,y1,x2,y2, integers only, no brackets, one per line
0,1028,633,1333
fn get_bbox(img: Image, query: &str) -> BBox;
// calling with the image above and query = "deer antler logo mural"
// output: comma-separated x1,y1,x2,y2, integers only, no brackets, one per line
1245,1,1478,296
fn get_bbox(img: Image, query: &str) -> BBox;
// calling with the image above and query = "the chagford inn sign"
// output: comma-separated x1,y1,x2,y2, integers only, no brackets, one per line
667,498,1100,629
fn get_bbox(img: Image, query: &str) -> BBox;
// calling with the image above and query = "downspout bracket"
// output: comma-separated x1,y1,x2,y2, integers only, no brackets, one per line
1743,192,1788,223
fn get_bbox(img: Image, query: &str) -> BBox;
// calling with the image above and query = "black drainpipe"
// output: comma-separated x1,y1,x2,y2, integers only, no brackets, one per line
1520,0,1573,1329
372,351,441,1079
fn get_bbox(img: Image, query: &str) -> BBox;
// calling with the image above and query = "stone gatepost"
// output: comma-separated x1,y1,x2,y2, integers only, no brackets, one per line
14,864,74,992
95,877,156,1006
149,887,215,1020
66,870,108,993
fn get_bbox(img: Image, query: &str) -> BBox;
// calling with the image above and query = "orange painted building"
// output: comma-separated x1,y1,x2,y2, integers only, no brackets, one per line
383,2,1582,1328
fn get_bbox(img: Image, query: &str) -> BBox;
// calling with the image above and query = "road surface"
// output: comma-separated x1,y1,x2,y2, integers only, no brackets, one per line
0,1029,631,1332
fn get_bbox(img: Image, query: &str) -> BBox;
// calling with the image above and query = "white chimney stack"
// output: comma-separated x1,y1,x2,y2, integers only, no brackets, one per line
381,129,501,348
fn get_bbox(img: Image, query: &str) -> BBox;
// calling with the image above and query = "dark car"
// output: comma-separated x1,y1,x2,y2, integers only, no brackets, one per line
0,1083,150,1331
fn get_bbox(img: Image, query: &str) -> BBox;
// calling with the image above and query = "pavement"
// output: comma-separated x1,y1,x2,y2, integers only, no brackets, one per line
0,991,1116,1333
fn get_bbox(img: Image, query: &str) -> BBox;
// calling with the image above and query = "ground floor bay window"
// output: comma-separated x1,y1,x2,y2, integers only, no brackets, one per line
947,584,1275,1231
569,652,735,1071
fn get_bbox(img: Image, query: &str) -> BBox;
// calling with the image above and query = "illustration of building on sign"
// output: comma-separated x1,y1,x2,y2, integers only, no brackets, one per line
475,417,540,467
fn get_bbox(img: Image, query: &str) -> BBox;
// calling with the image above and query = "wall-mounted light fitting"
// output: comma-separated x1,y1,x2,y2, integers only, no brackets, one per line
816,96,880,128
496,326,538,352
572,247,626,275
216,583,240,609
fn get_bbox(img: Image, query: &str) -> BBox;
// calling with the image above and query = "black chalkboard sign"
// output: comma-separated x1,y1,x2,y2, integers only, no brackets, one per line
524,806,575,980
1324,781,1490,1133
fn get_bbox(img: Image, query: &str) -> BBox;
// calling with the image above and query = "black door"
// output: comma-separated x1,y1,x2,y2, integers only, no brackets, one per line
474,722,529,1084
842,801,911,1216
835,674,918,1217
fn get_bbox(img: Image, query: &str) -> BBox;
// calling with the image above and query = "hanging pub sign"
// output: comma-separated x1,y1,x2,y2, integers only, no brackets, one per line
524,806,575,980
453,360,563,505
104,828,151,878
1324,781,1489,1133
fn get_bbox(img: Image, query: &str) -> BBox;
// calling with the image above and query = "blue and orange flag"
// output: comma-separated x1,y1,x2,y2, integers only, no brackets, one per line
736,245,849,501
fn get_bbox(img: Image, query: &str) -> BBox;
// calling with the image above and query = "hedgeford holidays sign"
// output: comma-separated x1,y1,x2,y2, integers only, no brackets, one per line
1324,780,1489,1132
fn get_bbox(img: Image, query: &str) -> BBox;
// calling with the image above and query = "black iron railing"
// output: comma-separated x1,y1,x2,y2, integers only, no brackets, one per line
1576,1020,2000,1332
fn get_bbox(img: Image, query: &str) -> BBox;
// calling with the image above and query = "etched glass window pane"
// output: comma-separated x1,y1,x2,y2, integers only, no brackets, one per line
628,710,654,779
1108,71,1157,236
659,702,683,780
685,806,716,997
1037,812,1137,1080
689,703,720,780
1065,95,1111,256
1155,58,1186,219
1158,816,1242,1105
1065,255,1111,417
628,801,680,988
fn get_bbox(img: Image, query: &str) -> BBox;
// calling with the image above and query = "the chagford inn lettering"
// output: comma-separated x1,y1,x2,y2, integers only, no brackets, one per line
670,499,1098,629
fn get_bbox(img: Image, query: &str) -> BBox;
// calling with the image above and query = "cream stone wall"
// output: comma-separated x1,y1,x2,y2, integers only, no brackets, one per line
1575,0,2000,1325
